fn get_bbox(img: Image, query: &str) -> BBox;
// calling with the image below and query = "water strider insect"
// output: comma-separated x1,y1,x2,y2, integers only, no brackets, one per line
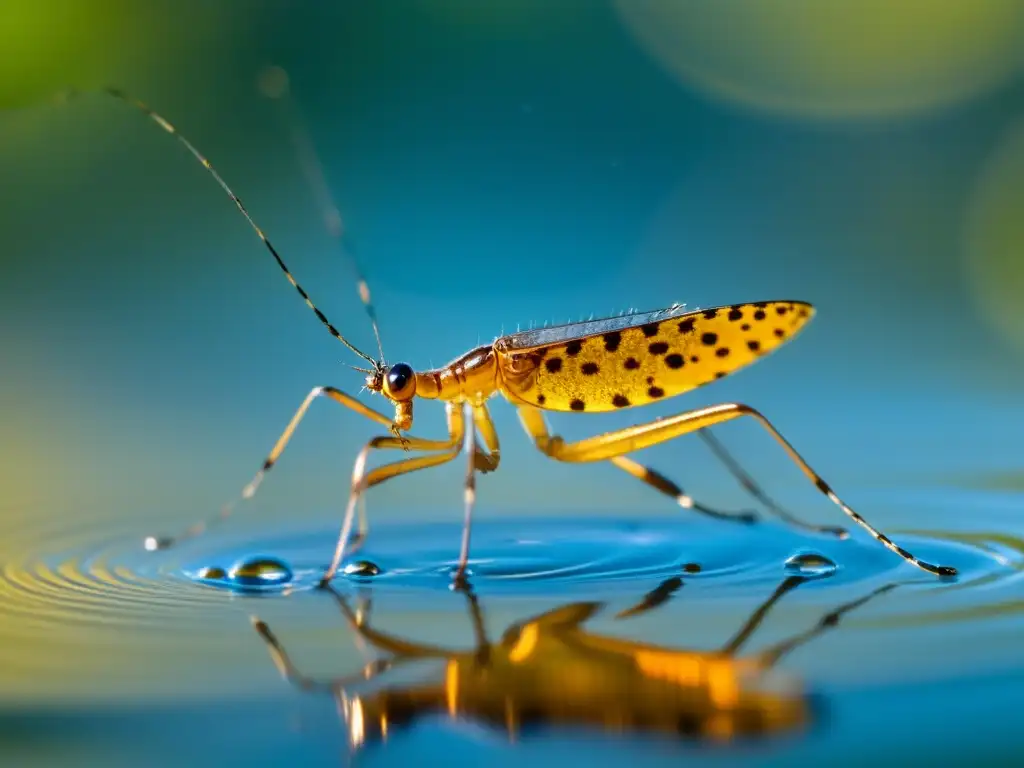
52,86,956,584
251,576,898,748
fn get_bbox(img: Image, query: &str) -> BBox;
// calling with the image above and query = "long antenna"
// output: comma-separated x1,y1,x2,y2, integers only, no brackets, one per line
62,86,379,368
257,66,386,364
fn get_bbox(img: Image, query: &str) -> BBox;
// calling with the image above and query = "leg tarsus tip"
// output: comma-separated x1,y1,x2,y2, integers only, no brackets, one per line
450,571,472,592
937,565,958,578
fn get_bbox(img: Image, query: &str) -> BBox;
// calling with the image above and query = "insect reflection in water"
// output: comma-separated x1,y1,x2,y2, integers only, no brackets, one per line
252,574,895,750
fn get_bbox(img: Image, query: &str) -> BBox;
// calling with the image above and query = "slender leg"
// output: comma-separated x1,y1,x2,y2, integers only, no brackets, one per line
344,433,470,557
465,590,491,650
322,586,455,658
756,584,898,666
518,411,753,524
250,616,394,692
517,403,956,577
322,403,503,585
615,576,684,620
719,576,807,655
455,402,479,586
144,385,395,551
458,405,503,579
322,403,466,584
458,587,493,665
699,429,846,537
472,405,501,473
610,456,758,524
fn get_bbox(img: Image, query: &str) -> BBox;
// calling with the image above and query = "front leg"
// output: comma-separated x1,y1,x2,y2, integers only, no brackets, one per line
145,385,395,551
322,402,468,584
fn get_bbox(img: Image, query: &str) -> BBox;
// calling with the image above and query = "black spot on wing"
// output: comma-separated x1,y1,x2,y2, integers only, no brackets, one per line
665,353,684,369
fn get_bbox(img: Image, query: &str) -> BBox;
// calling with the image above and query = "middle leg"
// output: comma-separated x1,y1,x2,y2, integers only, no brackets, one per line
455,402,479,586
518,410,756,524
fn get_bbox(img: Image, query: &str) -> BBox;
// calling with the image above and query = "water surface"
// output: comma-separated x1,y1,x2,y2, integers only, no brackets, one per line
1,483,1021,766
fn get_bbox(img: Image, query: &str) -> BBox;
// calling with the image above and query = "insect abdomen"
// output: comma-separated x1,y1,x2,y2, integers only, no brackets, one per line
494,301,813,412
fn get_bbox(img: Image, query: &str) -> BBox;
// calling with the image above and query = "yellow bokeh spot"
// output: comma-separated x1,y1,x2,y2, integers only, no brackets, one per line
615,0,1024,120
965,118,1024,352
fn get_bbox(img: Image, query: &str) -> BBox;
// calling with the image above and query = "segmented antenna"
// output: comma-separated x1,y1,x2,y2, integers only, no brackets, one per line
63,86,379,368
257,66,386,365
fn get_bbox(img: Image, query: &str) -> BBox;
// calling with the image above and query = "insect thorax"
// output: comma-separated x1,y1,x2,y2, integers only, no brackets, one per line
415,345,500,404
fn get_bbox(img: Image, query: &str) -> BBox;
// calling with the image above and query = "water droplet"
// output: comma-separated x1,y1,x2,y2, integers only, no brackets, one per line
228,557,293,587
681,562,702,574
784,552,837,578
197,565,226,580
342,560,381,577
144,535,172,551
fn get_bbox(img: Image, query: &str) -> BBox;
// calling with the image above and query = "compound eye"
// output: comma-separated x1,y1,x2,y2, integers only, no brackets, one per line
385,363,416,400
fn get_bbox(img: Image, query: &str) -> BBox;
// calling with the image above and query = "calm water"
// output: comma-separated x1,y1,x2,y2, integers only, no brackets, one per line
1,473,1022,766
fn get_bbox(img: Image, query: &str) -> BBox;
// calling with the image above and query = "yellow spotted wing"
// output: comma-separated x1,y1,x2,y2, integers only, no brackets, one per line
493,301,814,412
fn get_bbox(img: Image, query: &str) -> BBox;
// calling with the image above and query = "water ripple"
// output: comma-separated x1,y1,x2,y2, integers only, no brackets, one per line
0,489,1020,701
